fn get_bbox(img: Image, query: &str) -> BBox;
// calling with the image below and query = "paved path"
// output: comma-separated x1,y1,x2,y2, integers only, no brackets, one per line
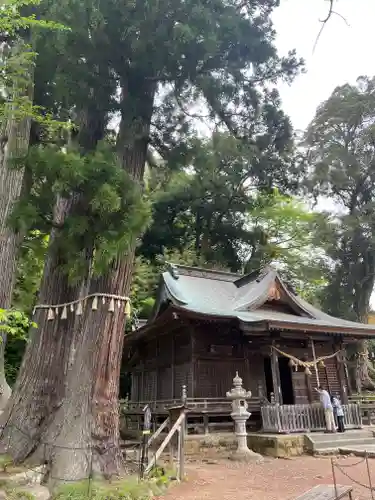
158,456,375,500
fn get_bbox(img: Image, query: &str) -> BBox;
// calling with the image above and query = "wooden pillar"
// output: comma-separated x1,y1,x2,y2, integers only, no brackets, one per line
306,370,313,403
271,341,281,404
155,339,159,400
324,363,332,394
309,338,320,387
190,324,196,398
171,335,175,399
141,363,145,400
336,340,349,403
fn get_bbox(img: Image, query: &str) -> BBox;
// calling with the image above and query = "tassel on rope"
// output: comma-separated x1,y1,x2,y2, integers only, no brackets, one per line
76,301,83,316
305,367,312,376
34,293,130,322
124,300,131,317
92,296,98,311
61,306,68,320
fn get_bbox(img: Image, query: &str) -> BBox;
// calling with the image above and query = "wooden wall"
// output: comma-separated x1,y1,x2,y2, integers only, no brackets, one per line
130,324,193,401
129,319,346,405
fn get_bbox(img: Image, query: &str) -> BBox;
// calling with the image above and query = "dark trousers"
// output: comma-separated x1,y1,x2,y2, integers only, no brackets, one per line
337,415,345,433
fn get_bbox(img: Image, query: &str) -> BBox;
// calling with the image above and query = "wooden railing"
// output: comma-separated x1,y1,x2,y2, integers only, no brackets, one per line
145,412,186,481
261,403,362,433
122,396,262,434
122,397,261,414
348,394,375,425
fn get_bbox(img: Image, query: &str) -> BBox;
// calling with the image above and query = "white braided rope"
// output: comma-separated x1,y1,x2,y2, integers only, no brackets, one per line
34,292,129,310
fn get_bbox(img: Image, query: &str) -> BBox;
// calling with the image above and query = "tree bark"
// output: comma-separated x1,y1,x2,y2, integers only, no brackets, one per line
0,104,106,462
0,42,34,409
0,197,81,462
43,81,156,482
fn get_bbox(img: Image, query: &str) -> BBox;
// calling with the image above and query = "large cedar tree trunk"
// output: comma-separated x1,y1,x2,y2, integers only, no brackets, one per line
0,107,106,462
44,83,155,481
0,197,81,462
0,58,34,409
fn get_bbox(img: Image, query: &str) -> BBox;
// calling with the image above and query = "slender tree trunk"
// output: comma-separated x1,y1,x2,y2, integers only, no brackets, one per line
0,42,34,409
44,82,155,482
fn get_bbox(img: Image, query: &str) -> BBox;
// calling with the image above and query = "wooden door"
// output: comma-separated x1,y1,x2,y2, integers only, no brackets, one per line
292,371,309,404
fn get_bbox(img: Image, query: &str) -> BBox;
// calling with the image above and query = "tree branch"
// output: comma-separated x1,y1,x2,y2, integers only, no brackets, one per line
313,0,349,53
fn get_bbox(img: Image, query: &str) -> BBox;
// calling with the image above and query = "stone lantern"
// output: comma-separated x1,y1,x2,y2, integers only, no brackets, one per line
226,372,263,463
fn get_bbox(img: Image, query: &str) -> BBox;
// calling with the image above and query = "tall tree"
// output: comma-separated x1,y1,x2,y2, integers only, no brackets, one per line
0,0,63,409
246,190,328,302
141,129,298,272
1,0,302,479
304,76,375,390
0,1,122,462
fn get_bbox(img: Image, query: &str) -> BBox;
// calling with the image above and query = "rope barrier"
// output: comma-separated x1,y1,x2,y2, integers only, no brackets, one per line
332,456,366,468
32,292,131,320
271,345,342,368
34,292,130,310
334,462,375,491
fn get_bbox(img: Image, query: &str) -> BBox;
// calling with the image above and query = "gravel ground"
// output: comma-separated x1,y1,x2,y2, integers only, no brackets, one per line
159,456,375,500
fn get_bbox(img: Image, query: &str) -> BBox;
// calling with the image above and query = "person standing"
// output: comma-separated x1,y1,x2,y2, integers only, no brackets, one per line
332,394,345,433
315,386,336,433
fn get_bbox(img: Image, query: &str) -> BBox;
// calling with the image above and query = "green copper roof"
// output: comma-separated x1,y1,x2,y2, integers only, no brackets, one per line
150,264,375,335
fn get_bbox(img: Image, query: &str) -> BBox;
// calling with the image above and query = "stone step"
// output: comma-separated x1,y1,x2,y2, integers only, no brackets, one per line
339,444,375,457
307,430,372,444
314,437,375,450
313,447,342,456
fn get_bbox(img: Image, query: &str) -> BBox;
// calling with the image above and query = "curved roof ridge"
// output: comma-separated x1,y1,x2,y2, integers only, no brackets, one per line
233,267,277,310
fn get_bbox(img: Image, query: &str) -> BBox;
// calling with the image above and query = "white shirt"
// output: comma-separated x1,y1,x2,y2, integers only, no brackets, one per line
332,397,344,417
319,389,332,410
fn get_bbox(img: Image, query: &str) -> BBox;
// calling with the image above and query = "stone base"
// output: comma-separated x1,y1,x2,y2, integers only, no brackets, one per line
247,433,305,458
229,448,263,463
183,432,306,459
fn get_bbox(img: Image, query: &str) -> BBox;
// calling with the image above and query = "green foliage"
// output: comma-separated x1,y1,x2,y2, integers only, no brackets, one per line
0,309,35,342
13,230,48,313
52,475,171,499
0,454,14,472
0,0,67,129
140,132,299,272
304,76,375,321
0,309,35,385
5,488,35,499
247,189,328,301
11,144,151,280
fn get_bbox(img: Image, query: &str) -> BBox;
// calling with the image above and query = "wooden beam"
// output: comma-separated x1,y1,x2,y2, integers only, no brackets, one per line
145,411,185,474
190,326,196,398
309,338,320,386
335,341,348,404
271,341,281,404
171,335,175,398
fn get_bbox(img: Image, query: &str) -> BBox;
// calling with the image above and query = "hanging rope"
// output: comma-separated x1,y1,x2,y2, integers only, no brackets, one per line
33,293,131,321
271,345,342,375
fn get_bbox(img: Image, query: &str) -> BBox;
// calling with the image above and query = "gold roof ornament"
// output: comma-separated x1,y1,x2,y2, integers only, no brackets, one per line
268,282,281,301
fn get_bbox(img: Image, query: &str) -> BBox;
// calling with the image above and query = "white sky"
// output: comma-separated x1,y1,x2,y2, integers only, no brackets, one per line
273,0,375,132
273,0,375,309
